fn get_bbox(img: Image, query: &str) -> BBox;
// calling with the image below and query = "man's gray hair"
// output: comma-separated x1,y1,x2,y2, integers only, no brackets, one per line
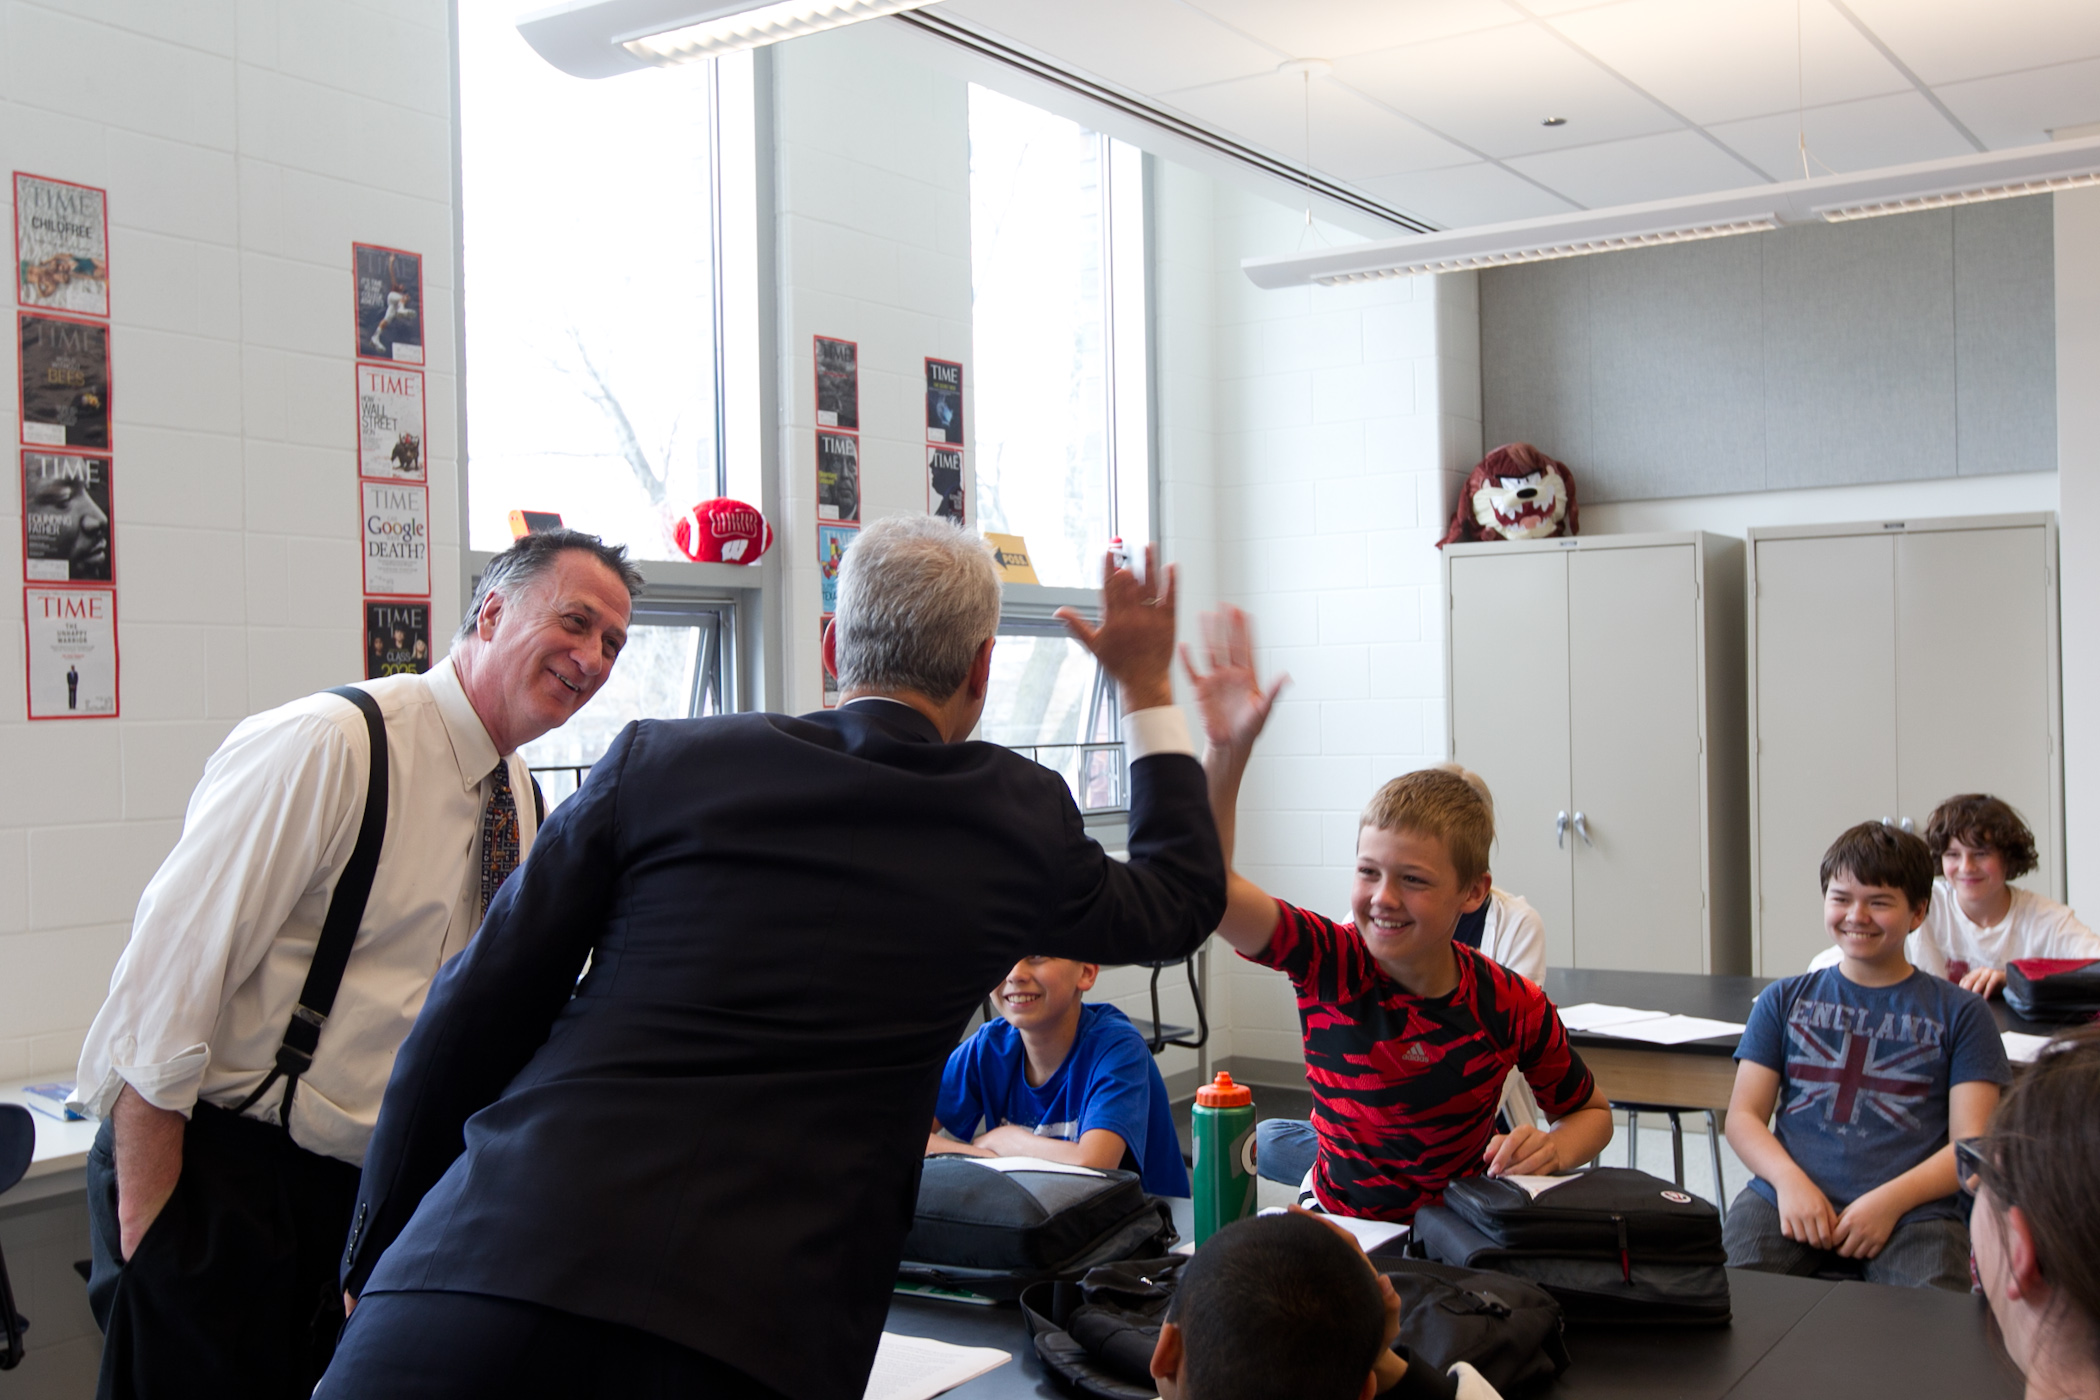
834,516,1000,701
457,529,644,641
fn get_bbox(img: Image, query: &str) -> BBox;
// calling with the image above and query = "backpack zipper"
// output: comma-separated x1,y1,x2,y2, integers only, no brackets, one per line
1614,1214,1630,1283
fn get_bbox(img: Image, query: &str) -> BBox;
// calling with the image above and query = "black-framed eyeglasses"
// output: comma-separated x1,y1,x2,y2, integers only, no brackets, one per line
1955,1137,1992,1199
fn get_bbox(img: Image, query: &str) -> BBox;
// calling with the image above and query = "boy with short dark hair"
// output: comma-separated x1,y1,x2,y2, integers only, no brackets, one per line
1150,1212,1500,1400
1184,609,1611,1222
1724,822,2011,1290
929,956,1190,1197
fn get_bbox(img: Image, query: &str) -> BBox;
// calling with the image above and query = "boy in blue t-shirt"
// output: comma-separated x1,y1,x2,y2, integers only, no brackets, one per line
929,956,1191,1197
1724,822,2011,1291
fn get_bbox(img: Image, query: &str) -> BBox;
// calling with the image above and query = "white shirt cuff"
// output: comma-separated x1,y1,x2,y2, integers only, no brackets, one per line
1122,705,1196,761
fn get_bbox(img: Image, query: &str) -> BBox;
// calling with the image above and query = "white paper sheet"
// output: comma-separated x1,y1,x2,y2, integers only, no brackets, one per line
1598,1014,1745,1045
1500,1174,1581,1199
1258,1207,1410,1253
862,1333,1009,1400
1555,1003,1671,1032
962,1156,1105,1177
2002,1031,2053,1064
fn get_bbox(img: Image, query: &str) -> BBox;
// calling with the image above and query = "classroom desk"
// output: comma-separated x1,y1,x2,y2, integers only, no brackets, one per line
0,1076,97,1208
1542,968,2065,1113
885,1266,2021,1400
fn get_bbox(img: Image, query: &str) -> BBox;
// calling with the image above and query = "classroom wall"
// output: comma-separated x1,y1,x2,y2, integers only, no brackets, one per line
1149,170,1482,1077
0,0,461,1086
2057,185,2100,913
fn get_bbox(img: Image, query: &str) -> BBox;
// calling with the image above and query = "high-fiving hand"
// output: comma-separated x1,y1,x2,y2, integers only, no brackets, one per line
1059,544,1178,713
1180,606,1288,756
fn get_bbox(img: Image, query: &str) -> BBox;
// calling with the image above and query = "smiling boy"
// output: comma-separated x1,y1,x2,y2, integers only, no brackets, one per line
929,956,1191,1196
1184,608,1611,1222
1723,822,2011,1290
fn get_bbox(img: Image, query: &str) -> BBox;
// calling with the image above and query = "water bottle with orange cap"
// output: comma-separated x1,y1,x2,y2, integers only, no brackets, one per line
1191,1071,1256,1245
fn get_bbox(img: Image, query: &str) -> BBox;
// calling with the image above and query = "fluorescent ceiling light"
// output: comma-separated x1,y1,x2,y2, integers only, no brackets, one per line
517,0,948,77
1243,134,2100,288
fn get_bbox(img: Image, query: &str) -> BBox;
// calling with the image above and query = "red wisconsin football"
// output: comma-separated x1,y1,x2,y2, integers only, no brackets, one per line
675,498,773,564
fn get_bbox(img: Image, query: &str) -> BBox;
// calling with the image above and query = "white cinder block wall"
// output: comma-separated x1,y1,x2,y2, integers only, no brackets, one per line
0,0,460,1084
1156,181,1483,1079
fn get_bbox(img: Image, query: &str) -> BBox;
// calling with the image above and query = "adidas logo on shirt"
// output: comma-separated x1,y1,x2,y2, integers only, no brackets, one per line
1402,1043,1432,1063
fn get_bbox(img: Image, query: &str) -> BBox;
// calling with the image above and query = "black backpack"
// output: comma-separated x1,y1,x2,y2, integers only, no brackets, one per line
1020,1254,1569,1399
2006,959,2100,1021
1409,1168,1731,1326
896,1157,1175,1303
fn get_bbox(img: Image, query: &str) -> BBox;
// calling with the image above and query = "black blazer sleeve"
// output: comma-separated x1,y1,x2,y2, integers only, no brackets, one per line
1039,749,1225,967
341,723,633,1294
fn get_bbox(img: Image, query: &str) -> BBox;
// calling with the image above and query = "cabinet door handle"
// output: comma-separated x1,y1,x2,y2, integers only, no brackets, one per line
1573,811,1594,847
1556,811,1570,849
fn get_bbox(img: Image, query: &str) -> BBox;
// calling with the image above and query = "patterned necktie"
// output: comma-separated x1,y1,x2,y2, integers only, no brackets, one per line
481,761,521,916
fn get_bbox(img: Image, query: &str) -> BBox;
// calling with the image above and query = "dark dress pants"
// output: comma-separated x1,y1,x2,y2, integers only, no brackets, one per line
87,1102,362,1400
321,1289,792,1400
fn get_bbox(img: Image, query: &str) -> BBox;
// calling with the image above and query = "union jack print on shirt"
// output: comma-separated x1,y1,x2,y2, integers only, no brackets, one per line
1783,1021,1937,1131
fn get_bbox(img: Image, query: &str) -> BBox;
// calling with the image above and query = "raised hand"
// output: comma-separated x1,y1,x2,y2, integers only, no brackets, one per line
1058,544,1177,712
1180,606,1288,755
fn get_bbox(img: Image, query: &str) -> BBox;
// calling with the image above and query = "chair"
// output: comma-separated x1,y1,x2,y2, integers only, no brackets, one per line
1613,1100,1727,1222
0,1103,34,1370
1128,957,1208,1056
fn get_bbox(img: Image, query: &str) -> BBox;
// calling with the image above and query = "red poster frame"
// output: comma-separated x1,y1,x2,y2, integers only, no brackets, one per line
13,171,111,318
17,309,113,451
19,446,115,586
814,428,861,527
352,361,429,482
23,583,119,720
359,479,432,599
924,357,964,445
352,241,425,365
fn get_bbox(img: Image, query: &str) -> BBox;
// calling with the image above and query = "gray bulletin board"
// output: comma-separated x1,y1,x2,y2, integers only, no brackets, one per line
1479,196,2056,503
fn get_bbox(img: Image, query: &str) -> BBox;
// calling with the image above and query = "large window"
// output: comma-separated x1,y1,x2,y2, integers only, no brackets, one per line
977,616,1124,814
457,2,744,559
968,86,1149,590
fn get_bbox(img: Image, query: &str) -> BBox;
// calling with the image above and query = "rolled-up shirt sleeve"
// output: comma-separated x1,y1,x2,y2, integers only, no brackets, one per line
71,713,364,1120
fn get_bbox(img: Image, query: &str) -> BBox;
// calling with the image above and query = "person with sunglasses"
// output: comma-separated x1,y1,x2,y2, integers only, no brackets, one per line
1963,1024,2100,1400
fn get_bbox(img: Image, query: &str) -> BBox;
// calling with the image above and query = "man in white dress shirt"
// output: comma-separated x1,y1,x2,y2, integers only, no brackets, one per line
72,529,640,1400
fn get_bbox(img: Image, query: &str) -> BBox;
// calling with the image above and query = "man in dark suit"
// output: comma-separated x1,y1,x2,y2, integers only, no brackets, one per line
324,516,1225,1400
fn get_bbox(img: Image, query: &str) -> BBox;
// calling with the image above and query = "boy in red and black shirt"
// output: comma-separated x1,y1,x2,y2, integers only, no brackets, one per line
1184,608,1612,1222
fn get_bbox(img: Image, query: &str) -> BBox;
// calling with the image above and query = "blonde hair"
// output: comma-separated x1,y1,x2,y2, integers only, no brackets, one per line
1360,768,1494,888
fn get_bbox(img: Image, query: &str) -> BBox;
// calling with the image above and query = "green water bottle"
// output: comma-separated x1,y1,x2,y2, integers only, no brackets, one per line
1191,1072,1256,1245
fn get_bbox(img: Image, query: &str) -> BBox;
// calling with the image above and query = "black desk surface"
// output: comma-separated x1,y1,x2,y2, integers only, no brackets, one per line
886,1266,2021,1400
1545,967,2059,1058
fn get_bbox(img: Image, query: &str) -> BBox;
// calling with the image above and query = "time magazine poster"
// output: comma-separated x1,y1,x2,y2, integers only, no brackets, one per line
361,481,430,597
24,585,117,718
356,363,426,479
927,445,964,526
818,523,856,614
924,358,963,444
353,242,424,363
365,601,431,678
14,173,109,317
815,429,860,523
18,312,110,450
814,336,858,430
21,449,113,582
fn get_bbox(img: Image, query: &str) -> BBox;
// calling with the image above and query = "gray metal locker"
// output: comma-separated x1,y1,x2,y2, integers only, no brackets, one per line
1444,532,1749,974
1747,513,2063,976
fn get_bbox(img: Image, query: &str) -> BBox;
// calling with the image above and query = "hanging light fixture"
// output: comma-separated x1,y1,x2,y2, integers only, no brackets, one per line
1242,133,2100,288
517,0,951,77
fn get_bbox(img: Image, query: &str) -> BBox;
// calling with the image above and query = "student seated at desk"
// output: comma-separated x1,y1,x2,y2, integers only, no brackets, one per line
929,956,1191,1197
1184,608,1611,1221
1725,822,2011,1291
1151,1211,1502,1400
1966,1024,2100,1400
1809,795,2099,996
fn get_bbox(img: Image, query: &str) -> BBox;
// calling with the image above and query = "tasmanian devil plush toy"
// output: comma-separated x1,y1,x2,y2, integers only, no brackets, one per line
1435,442,1578,547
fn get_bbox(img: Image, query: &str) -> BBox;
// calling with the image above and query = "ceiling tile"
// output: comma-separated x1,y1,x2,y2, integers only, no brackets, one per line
1547,0,1908,126
1182,0,1526,61
1355,162,1579,228
1934,57,2100,148
1707,91,1977,179
939,0,1282,93
1335,22,1683,158
1161,72,1477,179
1836,0,2100,86
1504,128,1766,207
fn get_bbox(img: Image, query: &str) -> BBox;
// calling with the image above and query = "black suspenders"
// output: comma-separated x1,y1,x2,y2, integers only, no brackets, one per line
232,686,390,1130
